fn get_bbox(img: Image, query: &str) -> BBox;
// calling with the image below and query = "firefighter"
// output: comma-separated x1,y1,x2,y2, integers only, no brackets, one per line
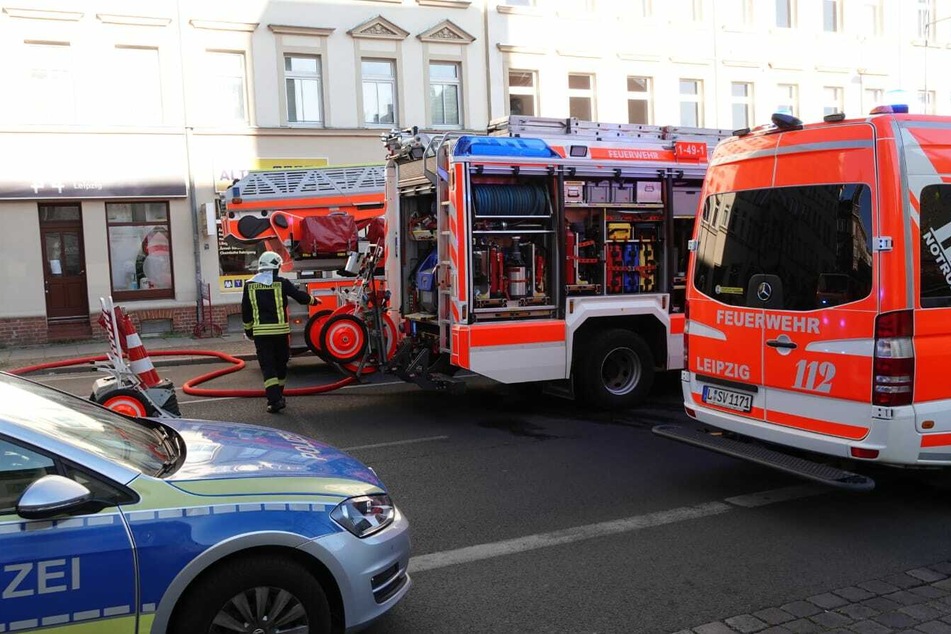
242,251,320,413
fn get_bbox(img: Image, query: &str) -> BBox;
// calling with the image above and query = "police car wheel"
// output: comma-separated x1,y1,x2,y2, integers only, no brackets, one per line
171,555,331,634
577,329,654,410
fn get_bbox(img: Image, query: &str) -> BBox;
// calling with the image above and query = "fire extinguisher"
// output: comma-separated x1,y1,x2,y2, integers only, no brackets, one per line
489,243,504,297
535,252,546,295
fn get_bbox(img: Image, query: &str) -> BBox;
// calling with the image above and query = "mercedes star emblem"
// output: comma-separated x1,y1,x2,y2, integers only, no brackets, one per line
757,281,772,302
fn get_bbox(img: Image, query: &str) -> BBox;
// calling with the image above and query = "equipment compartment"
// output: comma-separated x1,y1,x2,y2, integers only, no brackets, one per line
468,174,558,321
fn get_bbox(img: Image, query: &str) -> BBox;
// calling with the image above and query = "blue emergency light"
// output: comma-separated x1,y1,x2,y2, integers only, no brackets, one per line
870,104,910,114
453,136,558,158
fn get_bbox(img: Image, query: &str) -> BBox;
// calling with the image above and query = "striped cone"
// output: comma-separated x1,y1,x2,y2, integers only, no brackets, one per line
118,313,162,388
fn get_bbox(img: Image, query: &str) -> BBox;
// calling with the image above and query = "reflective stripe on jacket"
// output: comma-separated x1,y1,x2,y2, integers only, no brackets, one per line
241,275,314,336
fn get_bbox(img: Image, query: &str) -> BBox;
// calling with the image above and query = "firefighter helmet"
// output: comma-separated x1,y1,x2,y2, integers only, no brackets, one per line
257,251,283,271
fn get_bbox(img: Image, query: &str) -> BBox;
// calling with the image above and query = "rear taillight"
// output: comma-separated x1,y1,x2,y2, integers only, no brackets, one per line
872,310,914,407
683,300,690,369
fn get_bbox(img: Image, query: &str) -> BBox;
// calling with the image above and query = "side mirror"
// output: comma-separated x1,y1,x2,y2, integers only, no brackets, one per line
16,475,92,520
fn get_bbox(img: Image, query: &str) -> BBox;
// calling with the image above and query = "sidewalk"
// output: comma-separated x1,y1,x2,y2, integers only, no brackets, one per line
0,333,258,374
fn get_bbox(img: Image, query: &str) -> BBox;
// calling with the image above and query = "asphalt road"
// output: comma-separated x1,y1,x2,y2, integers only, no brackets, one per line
28,357,951,634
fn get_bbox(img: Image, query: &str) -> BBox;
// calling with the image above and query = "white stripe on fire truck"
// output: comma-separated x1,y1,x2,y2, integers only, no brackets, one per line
685,320,726,341
803,339,874,357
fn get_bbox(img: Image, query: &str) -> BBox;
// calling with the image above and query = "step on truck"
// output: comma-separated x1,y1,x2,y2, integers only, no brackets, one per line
382,116,730,409
655,106,951,490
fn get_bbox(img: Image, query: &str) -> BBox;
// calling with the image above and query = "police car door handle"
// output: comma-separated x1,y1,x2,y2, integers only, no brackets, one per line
766,339,797,349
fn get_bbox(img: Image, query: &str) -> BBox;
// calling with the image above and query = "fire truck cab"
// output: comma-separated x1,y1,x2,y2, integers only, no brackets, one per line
383,116,729,409
657,108,951,490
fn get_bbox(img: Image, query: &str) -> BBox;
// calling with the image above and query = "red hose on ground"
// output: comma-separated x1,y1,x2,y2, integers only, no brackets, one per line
8,350,356,397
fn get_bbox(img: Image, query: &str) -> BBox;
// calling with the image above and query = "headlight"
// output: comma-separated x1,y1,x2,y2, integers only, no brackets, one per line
331,494,395,538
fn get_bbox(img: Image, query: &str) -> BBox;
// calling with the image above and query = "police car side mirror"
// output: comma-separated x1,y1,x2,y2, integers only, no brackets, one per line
16,475,92,520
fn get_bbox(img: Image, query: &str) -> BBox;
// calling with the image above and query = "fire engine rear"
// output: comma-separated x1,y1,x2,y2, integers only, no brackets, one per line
381,116,729,409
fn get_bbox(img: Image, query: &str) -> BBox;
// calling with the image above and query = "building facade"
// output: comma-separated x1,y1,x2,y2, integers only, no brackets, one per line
0,0,948,345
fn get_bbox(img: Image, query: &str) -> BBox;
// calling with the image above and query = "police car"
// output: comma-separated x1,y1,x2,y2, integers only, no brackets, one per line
0,371,410,633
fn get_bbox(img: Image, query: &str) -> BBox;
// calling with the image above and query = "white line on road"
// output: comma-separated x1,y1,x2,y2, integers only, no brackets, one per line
343,435,449,451
179,396,242,405
409,485,829,574
409,501,731,573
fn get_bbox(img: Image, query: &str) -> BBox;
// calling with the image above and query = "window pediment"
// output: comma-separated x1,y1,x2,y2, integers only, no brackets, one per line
348,15,409,40
418,19,475,43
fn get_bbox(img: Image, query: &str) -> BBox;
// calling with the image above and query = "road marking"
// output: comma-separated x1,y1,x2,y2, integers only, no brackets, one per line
343,435,449,451
409,501,731,573
409,485,829,573
723,484,827,508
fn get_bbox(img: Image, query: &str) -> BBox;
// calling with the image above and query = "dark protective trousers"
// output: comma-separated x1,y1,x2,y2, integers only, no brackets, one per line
254,334,290,405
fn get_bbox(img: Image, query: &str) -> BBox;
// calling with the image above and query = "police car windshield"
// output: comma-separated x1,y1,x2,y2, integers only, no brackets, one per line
0,373,171,474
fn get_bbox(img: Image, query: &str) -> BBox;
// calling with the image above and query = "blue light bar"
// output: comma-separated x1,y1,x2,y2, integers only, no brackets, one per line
454,136,558,158
870,104,910,114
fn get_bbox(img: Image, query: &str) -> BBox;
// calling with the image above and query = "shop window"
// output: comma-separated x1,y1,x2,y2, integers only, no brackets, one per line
107,202,174,300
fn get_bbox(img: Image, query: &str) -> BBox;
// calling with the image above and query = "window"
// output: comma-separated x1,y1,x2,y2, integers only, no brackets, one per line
776,83,798,116
920,184,951,307
0,438,56,513
722,0,753,25
693,184,873,311
918,0,934,39
284,55,322,125
207,51,248,123
688,0,703,21
918,90,935,114
508,70,538,116
679,79,703,127
731,82,753,130
863,88,883,114
776,0,795,28
823,0,841,32
430,62,461,127
112,47,163,124
861,0,883,37
823,86,843,116
362,58,397,126
627,76,652,124
568,73,595,120
22,42,74,123
106,202,173,300
632,0,652,18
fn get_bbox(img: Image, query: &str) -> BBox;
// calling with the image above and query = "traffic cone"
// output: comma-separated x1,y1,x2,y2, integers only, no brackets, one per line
120,313,162,388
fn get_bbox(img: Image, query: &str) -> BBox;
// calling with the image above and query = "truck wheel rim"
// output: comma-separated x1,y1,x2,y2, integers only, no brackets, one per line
210,586,307,634
103,395,147,417
600,347,640,396
325,319,365,360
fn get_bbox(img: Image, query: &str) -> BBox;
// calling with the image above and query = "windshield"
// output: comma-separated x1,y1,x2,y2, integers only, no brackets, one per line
0,373,172,474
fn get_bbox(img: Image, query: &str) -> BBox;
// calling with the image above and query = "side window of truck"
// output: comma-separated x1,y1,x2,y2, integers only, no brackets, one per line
920,184,951,308
693,184,873,310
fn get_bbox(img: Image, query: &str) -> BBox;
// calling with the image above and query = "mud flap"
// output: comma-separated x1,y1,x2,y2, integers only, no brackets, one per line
652,424,875,492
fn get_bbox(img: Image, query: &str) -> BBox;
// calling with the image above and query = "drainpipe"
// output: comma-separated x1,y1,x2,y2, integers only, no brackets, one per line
176,0,205,324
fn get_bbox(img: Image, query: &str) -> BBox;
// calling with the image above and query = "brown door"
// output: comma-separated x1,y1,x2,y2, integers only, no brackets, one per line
39,204,89,321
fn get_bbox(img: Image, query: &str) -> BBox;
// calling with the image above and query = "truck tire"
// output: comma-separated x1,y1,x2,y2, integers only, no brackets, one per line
576,329,654,410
